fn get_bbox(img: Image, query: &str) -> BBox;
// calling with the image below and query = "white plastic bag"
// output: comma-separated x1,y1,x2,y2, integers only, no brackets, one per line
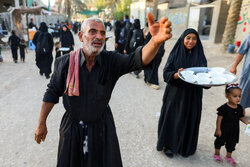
245,123,250,136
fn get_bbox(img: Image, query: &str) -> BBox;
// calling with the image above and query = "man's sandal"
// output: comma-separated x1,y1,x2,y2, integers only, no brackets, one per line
213,154,223,163
224,156,237,166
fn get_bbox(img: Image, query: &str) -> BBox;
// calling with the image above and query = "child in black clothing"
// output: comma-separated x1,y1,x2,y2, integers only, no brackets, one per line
55,41,61,58
213,84,249,166
8,30,20,63
19,39,27,62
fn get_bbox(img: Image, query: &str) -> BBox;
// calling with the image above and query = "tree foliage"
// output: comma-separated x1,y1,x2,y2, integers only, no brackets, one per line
95,0,113,11
113,0,132,21
54,0,132,20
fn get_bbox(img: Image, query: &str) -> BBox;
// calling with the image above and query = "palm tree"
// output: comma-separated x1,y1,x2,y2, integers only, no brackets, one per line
55,0,88,20
221,0,243,51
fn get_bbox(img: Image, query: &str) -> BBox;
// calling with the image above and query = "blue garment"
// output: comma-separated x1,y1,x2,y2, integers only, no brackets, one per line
0,25,2,34
124,19,129,23
237,34,250,109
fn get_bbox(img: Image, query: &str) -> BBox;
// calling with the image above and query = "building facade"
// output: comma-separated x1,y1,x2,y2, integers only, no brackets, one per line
235,0,250,42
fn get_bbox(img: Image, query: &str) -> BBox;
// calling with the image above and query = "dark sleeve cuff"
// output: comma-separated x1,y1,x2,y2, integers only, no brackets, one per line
163,71,176,84
43,93,59,104
133,46,145,70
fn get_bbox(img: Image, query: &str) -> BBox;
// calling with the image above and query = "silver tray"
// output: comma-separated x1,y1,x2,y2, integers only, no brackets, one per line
178,67,238,87
59,47,70,51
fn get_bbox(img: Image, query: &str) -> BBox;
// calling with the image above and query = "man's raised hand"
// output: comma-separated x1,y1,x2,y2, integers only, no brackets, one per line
147,13,172,44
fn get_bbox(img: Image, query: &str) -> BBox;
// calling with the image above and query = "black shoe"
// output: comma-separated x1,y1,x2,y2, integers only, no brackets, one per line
164,149,174,158
45,75,50,79
39,71,43,76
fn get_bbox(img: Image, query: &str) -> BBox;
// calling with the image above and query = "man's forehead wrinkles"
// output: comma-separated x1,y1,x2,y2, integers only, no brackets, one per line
89,28,97,31
87,22,105,30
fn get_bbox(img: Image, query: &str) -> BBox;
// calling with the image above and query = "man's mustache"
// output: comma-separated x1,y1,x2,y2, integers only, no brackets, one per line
91,39,103,45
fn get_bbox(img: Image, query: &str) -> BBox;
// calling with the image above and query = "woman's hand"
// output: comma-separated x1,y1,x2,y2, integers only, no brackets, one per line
173,68,184,79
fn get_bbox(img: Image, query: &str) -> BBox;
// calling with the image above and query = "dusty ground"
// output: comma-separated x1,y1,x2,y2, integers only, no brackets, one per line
0,30,249,167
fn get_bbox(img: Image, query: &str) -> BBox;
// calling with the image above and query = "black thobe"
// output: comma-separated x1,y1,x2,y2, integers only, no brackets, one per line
32,31,54,76
157,28,207,157
19,44,26,59
8,35,20,61
43,47,144,167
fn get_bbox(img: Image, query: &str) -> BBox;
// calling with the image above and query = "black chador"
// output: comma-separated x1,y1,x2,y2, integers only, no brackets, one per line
157,29,208,157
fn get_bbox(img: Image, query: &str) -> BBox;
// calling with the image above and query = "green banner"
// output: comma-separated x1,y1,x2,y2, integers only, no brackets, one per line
48,0,50,11
77,10,101,16
28,0,33,7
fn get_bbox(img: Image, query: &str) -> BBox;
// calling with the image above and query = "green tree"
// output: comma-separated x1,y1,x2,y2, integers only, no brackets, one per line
113,0,132,21
95,0,113,11
55,0,88,20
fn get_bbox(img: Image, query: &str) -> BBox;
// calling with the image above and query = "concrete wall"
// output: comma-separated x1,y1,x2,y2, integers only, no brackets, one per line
158,6,189,39
34,14,66,26
130,1,154,29
130,1,146,27
188,7,200,31
235,0,250,42
209,0,229,43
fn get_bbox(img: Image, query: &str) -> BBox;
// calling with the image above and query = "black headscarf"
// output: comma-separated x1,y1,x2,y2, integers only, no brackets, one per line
62,25,70,32
166,28,207,70
39,22,48,32
133,19,140,29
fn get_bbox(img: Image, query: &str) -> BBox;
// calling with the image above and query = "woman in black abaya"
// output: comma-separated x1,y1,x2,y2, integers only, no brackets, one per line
60,25,74,55
32,22,54,79
144,32,165,89
157,29,207,158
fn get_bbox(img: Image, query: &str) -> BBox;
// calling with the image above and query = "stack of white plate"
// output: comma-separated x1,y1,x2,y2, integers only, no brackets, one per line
179,67,237,86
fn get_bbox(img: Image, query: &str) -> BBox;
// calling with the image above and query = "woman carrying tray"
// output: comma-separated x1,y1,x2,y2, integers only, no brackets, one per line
157,28,208,158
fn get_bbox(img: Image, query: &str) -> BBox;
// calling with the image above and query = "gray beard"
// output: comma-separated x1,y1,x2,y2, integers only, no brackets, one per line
83,38,104,56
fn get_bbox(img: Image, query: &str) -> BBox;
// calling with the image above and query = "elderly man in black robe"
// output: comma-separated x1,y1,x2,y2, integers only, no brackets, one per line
34,13,172,167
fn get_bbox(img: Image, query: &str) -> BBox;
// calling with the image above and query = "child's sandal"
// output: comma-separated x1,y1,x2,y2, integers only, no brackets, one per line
213,154,222,163
224,156,237,166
